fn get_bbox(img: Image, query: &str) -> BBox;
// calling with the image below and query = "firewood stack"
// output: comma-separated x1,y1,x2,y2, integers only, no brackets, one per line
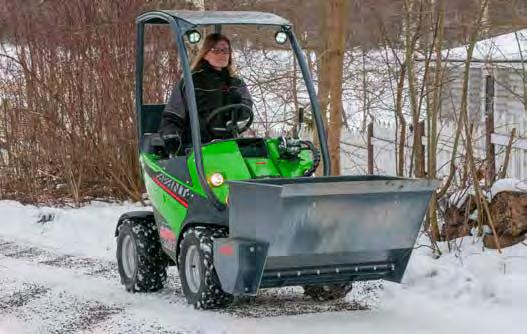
442,179,527,248
441,195,476,241
484,191,527,249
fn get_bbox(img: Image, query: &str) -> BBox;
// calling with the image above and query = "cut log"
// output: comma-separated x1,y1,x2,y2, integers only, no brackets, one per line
441,195,477,240
489,191,527,237
483,191,527,249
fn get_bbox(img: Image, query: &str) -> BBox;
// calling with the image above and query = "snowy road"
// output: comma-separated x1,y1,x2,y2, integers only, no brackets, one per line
0,237,374,333
1,200,526,333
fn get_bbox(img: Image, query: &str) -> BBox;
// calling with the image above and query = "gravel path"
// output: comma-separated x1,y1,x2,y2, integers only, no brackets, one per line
0,237,378,333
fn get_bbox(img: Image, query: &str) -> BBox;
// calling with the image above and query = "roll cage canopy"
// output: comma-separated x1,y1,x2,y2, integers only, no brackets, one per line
136,10,292,28
135,10,330,211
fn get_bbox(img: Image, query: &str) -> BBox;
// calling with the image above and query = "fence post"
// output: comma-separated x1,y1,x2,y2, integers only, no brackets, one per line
485,74,496,185
417,120,426,177
367,121,374,174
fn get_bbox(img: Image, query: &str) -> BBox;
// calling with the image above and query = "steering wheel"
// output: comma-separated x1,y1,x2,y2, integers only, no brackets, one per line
206,103,254,137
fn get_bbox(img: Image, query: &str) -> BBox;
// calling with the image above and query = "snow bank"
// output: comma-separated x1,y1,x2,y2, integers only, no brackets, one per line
405,237,527,304
0,200,145,260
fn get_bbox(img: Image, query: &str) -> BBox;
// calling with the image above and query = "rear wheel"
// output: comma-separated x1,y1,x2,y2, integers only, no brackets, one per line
178,226,233,309
303,283,353,301
116,218,168,292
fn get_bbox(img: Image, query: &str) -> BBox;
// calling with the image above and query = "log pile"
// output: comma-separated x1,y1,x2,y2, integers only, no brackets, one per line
441,196,476,241
484,191,527,249
442,182,527,248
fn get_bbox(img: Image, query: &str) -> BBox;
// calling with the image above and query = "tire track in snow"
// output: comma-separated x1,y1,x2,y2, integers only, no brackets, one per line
46,300,122,334
0,280,123,334
224,286,372,318
0,262,195,334
0,239,130,332
0,283,50,312
0,237,378,319
87,312,195,334
0,238,203,333
0,271,189,331
0,238,118,280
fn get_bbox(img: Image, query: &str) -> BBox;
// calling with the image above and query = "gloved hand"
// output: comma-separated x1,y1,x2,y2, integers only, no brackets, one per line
161,134,181,156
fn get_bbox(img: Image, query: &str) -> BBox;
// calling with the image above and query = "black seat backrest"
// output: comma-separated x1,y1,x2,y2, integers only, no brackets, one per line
139,104,165,155
140,104,165,136
141,133,167,156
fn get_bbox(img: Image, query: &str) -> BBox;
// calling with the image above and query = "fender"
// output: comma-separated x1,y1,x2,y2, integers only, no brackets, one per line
114,211,155,237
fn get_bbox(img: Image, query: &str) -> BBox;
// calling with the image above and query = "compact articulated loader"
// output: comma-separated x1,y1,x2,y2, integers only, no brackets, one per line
115,10,438,309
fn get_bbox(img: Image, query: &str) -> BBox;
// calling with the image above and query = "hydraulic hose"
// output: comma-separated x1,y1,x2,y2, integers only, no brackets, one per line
301,140,321,176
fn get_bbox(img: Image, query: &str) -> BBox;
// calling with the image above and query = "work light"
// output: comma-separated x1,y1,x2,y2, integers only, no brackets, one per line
275,31,288,44
187,30,202,44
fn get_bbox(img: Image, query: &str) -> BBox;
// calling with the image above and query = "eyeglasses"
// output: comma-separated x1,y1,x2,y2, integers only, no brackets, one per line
209,47,231,55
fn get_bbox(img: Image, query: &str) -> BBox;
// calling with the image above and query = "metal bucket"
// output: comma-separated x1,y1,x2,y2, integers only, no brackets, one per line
214,175,439,295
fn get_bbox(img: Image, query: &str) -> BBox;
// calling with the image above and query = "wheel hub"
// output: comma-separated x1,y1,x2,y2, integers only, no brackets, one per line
185,245,202,293
122,234,137,278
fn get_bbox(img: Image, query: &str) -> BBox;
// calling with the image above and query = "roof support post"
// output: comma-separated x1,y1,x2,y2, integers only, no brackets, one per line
169,19,226,211
287,29,331,176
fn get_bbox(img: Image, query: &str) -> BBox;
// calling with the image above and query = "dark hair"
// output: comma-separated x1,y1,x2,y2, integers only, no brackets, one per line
190,33,235,76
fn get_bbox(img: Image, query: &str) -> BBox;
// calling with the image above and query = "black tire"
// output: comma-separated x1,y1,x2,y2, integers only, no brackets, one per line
178,226,233,309
303,283,353,301
116,218,168,292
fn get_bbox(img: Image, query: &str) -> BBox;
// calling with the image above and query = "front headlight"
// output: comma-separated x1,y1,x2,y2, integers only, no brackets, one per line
209,172,225,187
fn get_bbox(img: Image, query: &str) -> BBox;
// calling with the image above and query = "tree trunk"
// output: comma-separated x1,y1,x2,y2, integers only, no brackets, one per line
395,66,407,177
458,0,501,251
325,0,348,176
404,0,425,178
427,0,445,243
312,0,331,175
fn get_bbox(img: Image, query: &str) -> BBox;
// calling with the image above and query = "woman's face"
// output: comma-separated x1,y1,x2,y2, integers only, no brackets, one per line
204,40,230,70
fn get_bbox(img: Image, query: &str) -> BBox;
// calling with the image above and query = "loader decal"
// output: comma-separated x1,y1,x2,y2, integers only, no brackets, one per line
143,163,192,208
151,175,190,208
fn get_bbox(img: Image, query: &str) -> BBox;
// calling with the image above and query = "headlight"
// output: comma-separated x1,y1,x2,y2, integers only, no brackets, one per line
209,172,224,187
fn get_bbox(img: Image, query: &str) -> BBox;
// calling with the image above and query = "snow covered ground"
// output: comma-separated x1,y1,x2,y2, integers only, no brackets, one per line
1,200,526,333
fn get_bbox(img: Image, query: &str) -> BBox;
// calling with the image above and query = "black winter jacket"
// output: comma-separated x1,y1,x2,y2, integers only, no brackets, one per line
159,60,253,145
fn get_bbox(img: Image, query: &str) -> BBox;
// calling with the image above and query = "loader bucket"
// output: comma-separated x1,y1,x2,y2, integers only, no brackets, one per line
213,175,439,296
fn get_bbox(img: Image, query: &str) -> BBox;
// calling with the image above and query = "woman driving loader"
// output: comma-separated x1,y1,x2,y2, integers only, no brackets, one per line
159,33,253,155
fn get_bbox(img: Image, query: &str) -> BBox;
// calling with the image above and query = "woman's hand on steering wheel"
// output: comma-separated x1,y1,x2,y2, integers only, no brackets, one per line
206,103,254,137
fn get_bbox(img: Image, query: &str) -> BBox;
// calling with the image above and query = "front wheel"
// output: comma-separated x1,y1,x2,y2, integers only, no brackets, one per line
303,283,353,301
178,226,233,309
116,218,168,292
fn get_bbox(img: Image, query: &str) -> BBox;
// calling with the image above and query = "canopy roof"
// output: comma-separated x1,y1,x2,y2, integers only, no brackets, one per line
137,10,292,27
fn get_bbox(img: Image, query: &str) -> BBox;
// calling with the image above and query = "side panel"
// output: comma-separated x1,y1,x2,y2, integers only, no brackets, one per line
141,153,229,259
141,155,190,243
